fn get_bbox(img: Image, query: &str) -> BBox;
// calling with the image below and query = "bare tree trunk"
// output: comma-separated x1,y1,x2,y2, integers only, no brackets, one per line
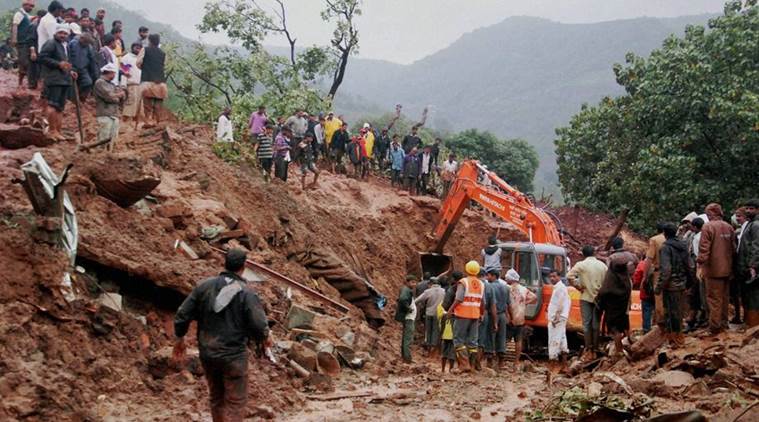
328,49,350,98
604,208,630,250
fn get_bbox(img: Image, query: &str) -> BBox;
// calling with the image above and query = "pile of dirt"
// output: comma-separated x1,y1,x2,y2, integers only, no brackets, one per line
0,71,495,419
552,205,648,261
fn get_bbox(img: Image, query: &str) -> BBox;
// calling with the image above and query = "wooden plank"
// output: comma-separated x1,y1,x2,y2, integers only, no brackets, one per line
208,246,350,313
305,392,374,401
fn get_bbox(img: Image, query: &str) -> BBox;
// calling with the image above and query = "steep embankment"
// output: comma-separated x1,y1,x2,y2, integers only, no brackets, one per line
0,70,496,419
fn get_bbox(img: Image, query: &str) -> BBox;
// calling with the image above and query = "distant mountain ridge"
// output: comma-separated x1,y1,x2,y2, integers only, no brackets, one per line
333,14,716,194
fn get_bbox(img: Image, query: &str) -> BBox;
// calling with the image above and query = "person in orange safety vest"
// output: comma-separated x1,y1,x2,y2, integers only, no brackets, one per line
447,260,486,371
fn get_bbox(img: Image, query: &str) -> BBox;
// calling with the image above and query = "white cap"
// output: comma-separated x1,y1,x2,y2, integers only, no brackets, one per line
505,269,520,282
55,23,70,34
363,123,370,129
100,63,118,73
70,23,82,36
681,211,698,223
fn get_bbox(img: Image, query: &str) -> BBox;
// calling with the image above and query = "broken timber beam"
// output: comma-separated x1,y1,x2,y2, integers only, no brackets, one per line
208,246,350,314
604,208,630,251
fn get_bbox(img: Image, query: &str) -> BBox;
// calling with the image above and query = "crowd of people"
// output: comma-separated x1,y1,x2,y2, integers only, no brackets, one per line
216,104,460,194
9,1,167,145
394,241,572,372
641,201,759,337
395,199,759,372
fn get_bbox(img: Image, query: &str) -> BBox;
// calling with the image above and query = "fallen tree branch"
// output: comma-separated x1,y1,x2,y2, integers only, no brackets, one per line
604,209,629,250
732,400,759,422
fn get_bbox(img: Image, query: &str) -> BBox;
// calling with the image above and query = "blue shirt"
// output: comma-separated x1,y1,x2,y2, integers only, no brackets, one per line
491,279,511,315
390,145,405,171
481,279,496,310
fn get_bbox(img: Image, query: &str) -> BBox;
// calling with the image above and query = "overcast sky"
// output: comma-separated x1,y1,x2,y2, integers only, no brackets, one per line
115,0,725,64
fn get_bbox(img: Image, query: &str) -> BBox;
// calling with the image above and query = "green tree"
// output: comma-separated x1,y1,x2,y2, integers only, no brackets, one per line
1,10,13,42
166,43,326,129
321,0,361,98
199,0,360,99
555,1,759,230
167,0,362,137
446,129,540,192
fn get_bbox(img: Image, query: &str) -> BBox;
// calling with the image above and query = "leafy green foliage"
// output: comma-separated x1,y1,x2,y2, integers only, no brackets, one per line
167,0,362,137
555,1,758,230
166,46,326,140
198,0,273,51
0,10,13,42
446,129,540,192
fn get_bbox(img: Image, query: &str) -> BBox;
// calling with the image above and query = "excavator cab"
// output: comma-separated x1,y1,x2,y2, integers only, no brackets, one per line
498,242,568,320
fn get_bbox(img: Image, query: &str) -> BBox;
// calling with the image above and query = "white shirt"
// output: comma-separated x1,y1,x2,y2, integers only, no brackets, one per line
120,52,142,85
421,152,431,174
443,160,458,173
692,232,702,257
102,47,119,85
314,123,325,145
547,281,570,321
738,221,749,249
216,115,234,142
12,9,29,26
37,13,58,50
405,299,417,320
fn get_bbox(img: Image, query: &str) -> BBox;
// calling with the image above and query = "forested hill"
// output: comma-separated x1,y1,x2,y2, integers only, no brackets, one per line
334,14,715,194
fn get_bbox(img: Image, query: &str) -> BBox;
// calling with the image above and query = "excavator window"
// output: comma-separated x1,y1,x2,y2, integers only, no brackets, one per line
500,250,514,271
514,251,539,288
537,253,567,285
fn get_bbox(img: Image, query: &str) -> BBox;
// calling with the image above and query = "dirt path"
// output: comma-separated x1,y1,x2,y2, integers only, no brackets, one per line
283,360,545,421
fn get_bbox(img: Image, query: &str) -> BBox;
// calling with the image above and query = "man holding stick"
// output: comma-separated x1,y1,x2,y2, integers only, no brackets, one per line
93,63,125,151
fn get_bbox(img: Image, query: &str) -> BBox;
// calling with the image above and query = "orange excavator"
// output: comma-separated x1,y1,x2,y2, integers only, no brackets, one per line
421,160,642,337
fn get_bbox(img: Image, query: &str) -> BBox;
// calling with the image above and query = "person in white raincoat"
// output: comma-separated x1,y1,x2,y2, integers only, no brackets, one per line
547,270,571,364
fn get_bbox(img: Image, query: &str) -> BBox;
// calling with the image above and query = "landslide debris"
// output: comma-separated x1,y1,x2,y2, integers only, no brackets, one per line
0,71,494,419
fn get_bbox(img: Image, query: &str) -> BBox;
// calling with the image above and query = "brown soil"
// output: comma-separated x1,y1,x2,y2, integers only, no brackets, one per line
0,70,755,422
552,205,648,262
0,70,496,420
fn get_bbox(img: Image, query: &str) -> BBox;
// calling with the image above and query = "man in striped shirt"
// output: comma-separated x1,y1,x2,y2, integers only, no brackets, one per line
255,123,274,182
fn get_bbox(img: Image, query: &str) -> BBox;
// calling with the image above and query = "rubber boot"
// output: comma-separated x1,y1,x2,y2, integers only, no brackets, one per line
455,350,471,373
488,354,497,371
470,350,482,371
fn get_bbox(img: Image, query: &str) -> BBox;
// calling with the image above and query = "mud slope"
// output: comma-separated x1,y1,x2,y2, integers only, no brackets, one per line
0,70,499,420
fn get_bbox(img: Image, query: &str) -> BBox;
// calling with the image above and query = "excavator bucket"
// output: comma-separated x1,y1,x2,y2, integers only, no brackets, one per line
418,252,453,278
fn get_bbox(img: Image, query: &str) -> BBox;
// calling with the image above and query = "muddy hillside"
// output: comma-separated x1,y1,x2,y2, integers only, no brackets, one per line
0,70,502,419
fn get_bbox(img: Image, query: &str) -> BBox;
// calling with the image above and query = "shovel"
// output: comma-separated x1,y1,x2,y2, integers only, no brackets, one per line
72,75,85,144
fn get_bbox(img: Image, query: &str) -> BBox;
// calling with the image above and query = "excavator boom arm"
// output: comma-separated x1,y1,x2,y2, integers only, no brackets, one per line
432,161,561,253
